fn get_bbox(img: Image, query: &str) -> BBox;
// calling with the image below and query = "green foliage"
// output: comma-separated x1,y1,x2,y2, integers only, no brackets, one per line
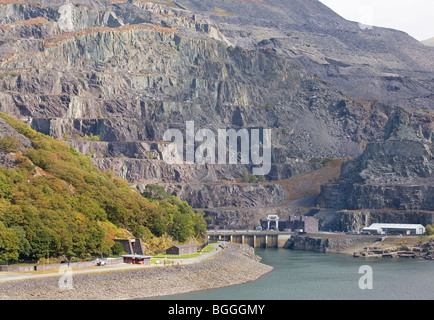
0,136,21,153
263,102,272,110
0,222,20,263
426,224,434,236
257,175,266,182
242,169,260,183
171,209,194,242
11,226,31,257
309,157,332,166
111,241,126,256
191,210,207,238
74,133,101,141
145,195,207,242
0,113,207,262
142,184,171,201
0,171,12,200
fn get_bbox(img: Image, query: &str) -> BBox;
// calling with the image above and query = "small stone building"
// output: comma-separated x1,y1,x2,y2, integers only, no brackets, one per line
288,215,319,233
166,244,197,255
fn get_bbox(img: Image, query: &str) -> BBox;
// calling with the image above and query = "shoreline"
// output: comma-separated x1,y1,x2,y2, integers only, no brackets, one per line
0,244,273,300
284,234,434,259
2,236,430,300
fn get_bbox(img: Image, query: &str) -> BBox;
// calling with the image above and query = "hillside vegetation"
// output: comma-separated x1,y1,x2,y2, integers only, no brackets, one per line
0,113,206,263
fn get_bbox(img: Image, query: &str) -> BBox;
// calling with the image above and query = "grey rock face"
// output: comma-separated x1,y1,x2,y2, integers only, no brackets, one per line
163,182,284,209
0,117,32,149
318,109,433,217
0,0,433,229
176,0,434,112
0,116,33,168
320,184,434,212
283,235,370,253
0,0,409,161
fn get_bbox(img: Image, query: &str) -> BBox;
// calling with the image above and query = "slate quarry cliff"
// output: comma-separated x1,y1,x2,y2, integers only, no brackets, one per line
0,0,433,229
318,109,434,232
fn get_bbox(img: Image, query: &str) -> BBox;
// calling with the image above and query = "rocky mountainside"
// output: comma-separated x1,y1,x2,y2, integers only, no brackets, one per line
0,0,433,229
173,0,434,112
318,108,434,231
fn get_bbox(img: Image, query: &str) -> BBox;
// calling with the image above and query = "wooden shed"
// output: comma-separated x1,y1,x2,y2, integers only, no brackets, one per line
166,244,197,255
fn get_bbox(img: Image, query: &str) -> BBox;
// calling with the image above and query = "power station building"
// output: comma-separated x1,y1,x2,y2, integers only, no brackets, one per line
260,215,318,233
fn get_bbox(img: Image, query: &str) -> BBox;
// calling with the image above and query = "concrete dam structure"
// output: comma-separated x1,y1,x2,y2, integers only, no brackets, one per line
207,231,293,248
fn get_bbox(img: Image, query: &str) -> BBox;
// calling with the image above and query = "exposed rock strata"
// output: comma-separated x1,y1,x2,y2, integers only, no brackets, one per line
0,0,433,230
0,116,33,168
317,109,433,230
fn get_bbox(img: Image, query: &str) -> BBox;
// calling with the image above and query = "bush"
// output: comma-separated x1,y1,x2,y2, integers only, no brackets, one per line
111,242,126,256
242,169,258,183
426,224,434,236
0,136,21,153
142,184,170,200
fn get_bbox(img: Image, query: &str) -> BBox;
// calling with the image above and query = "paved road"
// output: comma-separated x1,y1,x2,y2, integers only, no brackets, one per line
0,243,224,284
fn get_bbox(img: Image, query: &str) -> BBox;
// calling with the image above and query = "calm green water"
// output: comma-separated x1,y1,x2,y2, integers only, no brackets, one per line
159,249,434,300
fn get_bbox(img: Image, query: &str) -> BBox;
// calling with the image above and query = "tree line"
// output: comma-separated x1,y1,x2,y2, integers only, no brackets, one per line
0,113,207,264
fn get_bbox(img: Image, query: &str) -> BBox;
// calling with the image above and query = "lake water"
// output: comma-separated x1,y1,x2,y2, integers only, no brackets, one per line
159,248,434,300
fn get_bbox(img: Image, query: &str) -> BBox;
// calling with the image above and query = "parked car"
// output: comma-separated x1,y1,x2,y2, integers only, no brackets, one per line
96,259,106,266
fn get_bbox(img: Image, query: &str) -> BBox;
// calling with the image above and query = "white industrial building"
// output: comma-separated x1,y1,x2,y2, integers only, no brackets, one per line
362,223,426,235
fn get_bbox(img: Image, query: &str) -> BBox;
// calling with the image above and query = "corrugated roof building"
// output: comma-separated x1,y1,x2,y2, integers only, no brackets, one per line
362,223,426,235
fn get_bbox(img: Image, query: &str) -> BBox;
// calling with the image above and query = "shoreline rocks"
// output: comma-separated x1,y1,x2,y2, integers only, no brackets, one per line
0,244,273,300
284,234,434,260
353,240,434,260
283,234,377,253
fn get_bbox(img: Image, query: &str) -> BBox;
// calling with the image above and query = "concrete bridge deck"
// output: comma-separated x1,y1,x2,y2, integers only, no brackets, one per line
207,230,293,248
